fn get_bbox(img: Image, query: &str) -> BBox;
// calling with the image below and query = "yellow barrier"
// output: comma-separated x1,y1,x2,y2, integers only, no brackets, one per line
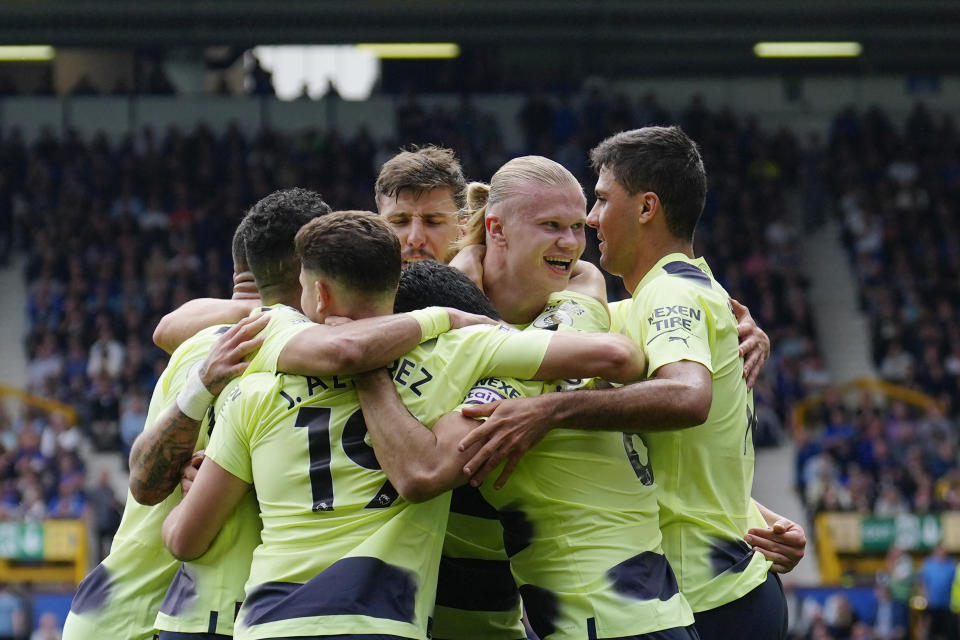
0,519,87,586
815,513,844,584
798,379,941,582
0,388,85,585
791,376,940,437
0,384,78,424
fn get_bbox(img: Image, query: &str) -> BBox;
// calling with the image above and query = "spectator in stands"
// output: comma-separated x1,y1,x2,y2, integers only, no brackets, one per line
17,482,46,522
87,374,121,450
823,592,860,640
873,483,910,517
0,584,26,640
86,323,124,381
919,545,957,640
872,585,906,640
879,342,914,383
87,470,122,561
849,621,874,640
28,612,59,640
38,413,82,460
118,391,147,459
25,332,62,395
47,478,85,519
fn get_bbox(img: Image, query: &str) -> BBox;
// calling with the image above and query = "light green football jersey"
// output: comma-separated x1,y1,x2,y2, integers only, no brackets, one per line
624,253,771,613
463,379,694,640
155,303,312,635
447,291,692,640
64,325,227,640
435,289,610,640
608,298,632,334
205,324,552,640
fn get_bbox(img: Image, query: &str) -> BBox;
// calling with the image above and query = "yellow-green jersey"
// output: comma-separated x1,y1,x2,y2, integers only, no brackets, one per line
155,303,313,636
435,289,610,640
448,290,692,640
205,324,553,640
608,298,632,334
462,378,693,640
64,324,227,640
623,253,771,613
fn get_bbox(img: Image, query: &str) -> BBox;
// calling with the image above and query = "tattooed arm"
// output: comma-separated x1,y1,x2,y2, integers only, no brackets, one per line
129,314,267,505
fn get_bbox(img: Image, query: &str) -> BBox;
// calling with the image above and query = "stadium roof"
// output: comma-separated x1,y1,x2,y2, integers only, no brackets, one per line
1,0,958,75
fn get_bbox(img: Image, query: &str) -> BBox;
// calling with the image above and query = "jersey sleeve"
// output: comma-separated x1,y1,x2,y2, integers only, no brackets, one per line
206,379,257,484
245,307,315,374
143,326,223,435
479,327,553,380
561,290,611,333
607,299,632,334
144,364,180,425
634,279,715,376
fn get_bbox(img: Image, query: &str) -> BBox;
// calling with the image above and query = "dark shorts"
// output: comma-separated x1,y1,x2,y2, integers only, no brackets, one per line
597,625,700,640
157,633,232,640
264,636,409,640
693,572,788,640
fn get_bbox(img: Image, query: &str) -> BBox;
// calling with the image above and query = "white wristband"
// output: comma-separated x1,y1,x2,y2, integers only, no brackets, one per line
176,365,216,422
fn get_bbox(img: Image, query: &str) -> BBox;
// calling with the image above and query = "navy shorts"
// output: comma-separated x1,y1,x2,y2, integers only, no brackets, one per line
599,625,700,640
693,572,788,640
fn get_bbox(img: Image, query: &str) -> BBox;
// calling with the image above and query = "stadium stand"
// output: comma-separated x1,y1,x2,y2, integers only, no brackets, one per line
794,104,960,519
8,85,960,639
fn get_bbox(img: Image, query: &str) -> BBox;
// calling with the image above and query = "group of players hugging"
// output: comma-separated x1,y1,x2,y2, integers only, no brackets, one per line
63,126,806,640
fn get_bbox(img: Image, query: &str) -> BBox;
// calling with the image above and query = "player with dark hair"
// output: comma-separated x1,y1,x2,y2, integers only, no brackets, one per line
230,217,260,300
63,200,279,640
149,187,333,639
393,259,502,321
459,127,795,640
375,146,466,265
161,211,651,640
65,187,495,640
153,188,505,639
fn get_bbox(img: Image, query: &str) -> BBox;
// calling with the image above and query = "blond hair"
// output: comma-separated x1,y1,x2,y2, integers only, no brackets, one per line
457,156,582,249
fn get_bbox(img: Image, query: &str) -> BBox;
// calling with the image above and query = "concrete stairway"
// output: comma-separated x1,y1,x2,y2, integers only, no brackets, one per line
800,219,876,383
0,256,26,388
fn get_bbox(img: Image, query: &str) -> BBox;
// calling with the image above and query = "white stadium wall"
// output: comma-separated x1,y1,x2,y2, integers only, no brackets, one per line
1,75,958,145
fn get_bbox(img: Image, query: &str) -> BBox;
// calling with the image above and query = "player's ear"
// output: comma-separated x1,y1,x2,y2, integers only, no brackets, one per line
314,279,331,318
637,192,659,224
485,213,507,247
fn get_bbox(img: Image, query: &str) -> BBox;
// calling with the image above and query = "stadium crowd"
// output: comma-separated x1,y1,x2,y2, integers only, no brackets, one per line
0,88,823,639
4,89,818,502
834,102,959,413
792,103,960,522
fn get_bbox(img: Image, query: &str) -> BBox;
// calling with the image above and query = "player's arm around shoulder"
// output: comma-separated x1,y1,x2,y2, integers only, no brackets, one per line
154,297,262,354
130,313,268,505
277,308,494,377
355,370,481,503
532,330,646,384
730,297,770,389
448,244,486,290
566,259,608,305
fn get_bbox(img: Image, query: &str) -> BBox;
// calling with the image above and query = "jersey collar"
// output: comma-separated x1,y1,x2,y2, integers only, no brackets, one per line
631,253,713,297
